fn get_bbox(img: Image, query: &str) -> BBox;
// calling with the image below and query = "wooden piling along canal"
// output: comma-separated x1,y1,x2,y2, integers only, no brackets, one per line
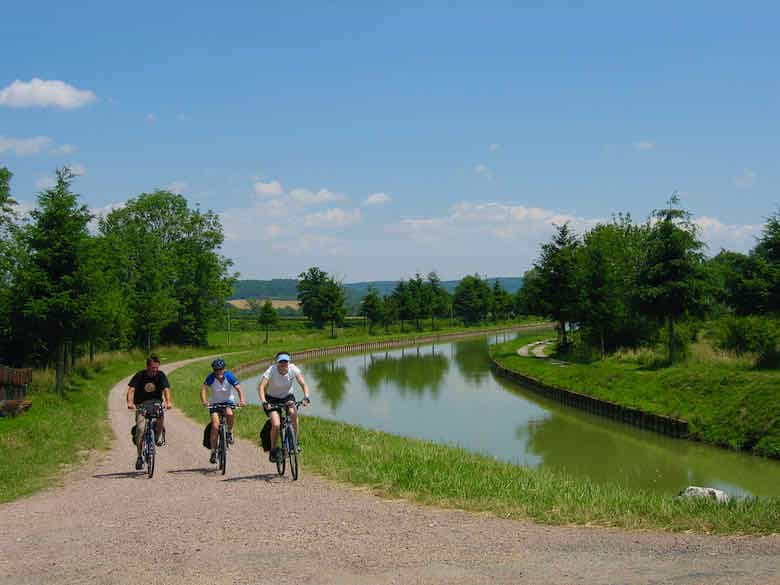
490,362,689,439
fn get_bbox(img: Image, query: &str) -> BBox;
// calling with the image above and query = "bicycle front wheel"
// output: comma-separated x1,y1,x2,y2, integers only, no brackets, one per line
218,424,227,475
275,429,286,476
286,425,299,481
146,431,156,478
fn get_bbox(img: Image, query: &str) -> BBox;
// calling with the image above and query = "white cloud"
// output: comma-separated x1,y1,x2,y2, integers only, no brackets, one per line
55,143,76,154
35,176,55,190
167,180,188,194
633,140,656,151
68,163,87,176
488,143,501,152
0,78,96,109
474,164,492,179
303,208,361,228
289,188,346,206
364,192,390,206
253,180,284,197
694,216,761,253
0,135,54,156
734,168,756,189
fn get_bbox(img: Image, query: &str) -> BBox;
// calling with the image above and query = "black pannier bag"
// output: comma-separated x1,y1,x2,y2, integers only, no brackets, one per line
259,419,272,452
202,422,212,449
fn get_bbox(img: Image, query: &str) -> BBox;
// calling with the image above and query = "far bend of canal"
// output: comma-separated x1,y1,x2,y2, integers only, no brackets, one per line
242,333,780,497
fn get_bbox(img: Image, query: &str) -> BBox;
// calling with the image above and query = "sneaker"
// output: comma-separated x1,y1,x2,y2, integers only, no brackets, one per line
227,431,234,445
135,456,144,470
209,450,217,464
155,429,166,447
269,447,281,463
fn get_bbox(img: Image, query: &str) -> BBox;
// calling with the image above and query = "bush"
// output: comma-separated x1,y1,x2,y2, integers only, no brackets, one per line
713,316,780,369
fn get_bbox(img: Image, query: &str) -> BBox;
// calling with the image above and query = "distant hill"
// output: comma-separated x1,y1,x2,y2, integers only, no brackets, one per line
231,276,523,308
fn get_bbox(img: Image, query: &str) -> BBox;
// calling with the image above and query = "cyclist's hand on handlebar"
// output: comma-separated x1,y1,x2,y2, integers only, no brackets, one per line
303,396,311,406
202,400,209,408
239,399,247,407
164,401,173,410
127,403,136,410
262,401,270,411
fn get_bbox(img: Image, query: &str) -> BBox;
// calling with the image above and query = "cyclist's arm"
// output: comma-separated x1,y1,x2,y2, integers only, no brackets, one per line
126,386,136,409
258,377,269,404
234,383,246,406
163,386,172,409
200,384,210,407
295,372,310,401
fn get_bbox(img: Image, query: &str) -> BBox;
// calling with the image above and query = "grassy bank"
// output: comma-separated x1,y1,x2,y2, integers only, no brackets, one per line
0,346,216,503
490,337,780,459
168,332,780,536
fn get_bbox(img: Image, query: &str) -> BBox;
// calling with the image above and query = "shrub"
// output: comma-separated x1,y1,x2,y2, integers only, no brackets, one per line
713,316,780,369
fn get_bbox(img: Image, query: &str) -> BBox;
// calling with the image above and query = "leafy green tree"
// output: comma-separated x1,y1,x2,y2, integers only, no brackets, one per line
360,286,383,334
534,223,580,346
257,300,278,344
752,210,780,312
0,167,19,356
453,274,491,325
708,251,771,316
491,280,513,322
12,167,92,394
321,277,347,338
382,295,399,332
426,272,450,330
391,280,417,332
516,268,546,317
637,195,706,363
297,266,329,327
408,273,428,331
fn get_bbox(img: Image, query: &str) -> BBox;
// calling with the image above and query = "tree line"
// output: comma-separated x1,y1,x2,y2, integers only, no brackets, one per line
294,266,516,337
0,166,234,394
517,194,780,366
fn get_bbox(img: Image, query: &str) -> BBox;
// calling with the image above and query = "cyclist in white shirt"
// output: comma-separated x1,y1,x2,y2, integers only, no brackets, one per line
258,351,311,462
200,358,246,464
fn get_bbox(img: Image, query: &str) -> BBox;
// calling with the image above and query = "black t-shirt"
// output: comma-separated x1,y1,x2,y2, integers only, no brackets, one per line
129,370,170,405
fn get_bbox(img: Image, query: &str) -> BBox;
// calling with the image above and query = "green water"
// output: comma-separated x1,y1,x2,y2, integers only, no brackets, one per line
242,334,780,497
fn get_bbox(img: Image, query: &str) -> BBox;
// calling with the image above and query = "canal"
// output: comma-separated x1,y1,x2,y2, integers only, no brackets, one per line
242,334,780,497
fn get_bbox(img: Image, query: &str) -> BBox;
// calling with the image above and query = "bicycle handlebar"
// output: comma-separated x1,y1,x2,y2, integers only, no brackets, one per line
207,402,241,409
263,399,306,412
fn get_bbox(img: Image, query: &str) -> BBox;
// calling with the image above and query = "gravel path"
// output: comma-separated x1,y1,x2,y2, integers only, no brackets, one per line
1,356,778,585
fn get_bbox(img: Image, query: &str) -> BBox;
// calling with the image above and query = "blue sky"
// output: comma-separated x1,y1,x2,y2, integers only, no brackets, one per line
1,1,778,281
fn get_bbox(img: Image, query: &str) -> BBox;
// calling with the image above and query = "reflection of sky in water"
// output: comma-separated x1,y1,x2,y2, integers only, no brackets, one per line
241,336,780,497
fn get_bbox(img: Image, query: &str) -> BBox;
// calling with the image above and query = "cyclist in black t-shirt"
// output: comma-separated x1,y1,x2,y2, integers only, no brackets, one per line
127,355,172,470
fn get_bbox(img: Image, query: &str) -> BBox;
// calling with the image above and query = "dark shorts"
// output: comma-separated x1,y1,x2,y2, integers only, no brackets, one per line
264,394,295,417
208,402,236,415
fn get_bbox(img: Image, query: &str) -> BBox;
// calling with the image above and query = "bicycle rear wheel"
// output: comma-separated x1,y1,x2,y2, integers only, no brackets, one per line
218,424,227,475
275,428,286,476
286,425,299,481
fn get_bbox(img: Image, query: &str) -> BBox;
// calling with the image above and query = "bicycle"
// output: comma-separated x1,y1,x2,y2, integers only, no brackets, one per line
207,402,239,475
139,400,164,478
264,400,305,480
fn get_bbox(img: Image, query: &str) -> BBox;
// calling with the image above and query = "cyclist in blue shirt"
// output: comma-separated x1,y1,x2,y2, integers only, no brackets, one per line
200,358,246,464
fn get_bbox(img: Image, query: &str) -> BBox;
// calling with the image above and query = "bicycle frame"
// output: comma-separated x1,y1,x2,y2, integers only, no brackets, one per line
140,401,163,478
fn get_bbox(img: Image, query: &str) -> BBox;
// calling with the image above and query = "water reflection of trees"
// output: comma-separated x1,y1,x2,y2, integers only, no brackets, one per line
306,360,349,411
360,347,449,398
452,338,491,386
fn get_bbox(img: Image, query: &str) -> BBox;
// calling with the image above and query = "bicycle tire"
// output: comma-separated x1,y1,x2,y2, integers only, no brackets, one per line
286,425,299,481
275,427,286,476
146,428,156,478
218,423,227,475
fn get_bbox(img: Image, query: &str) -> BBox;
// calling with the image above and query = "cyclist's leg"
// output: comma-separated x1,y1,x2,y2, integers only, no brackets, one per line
209,411,220,450
288,403,299,445
269,410,281,451
135,410,146,457
155,409,165,445
225,406,235,443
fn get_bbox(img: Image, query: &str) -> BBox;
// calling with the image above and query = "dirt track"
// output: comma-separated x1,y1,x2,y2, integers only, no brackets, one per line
1,356,778,585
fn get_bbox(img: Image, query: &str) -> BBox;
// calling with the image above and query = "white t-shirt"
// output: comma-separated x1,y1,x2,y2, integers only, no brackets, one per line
261,363,302,399
203,371,240,403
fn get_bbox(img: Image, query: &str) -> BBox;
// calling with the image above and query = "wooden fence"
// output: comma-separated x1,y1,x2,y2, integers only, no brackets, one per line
0,366,33,416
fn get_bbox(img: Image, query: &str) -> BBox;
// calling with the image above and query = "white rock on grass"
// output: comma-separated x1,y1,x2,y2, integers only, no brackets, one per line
678,486,731,503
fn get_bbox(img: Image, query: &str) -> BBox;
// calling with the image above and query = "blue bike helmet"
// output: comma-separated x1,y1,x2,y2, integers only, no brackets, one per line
211,358,226,370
